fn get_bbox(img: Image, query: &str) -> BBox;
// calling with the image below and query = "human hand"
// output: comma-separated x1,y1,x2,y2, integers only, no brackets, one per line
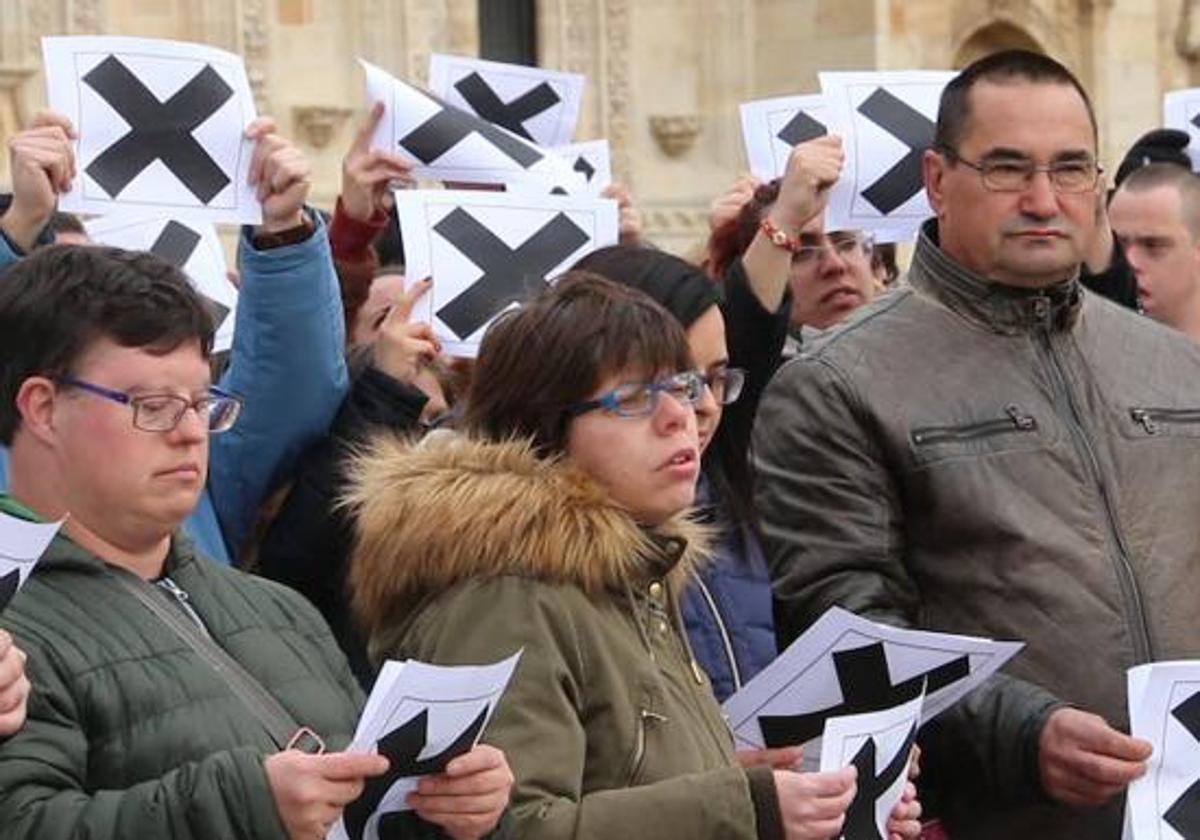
246,117,312,234
708,174,760,233
342,102,414,222
265,749,389,840
372,277,442,386
886,780,922,840
1083,173,1114,274
3,110,77,251
408,744,514,840
735,744,803,770
767,135,844,234
774,765,857,840
1038,707,1152,807
0,630,30,737
601,182,643,245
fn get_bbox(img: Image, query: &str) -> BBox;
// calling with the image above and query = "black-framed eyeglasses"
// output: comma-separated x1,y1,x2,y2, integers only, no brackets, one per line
565,370,707,418
793,231,875,267
703,367,746,406
57,377,243,434
936,144,1102,193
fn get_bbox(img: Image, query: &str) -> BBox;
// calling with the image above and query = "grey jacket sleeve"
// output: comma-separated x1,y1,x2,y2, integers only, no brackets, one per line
0,636,287,840
752,355,1063,803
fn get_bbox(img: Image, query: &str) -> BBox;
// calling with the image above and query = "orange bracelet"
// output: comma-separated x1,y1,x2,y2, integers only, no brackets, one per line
760,217,802,253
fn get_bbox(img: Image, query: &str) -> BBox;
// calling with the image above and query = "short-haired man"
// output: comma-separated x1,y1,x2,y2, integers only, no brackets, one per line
754,50,1200,838
0,224,510,839
1109,163,1200,340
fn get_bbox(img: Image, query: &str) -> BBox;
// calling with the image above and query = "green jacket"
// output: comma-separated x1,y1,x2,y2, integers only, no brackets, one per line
754,221,1200,838
0,494,363,839
344,433,782,840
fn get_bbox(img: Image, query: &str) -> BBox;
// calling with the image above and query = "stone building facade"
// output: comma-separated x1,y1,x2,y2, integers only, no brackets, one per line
2,0,1199,253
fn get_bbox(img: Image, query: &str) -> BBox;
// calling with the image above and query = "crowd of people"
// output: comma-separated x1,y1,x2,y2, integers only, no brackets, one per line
0,46,1197,840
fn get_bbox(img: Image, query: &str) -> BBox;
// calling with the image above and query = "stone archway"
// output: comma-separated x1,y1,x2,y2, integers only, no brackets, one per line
953,20,1046,68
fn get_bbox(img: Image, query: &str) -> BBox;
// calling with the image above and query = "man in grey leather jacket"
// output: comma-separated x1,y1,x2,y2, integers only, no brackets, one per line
753,50,1200,839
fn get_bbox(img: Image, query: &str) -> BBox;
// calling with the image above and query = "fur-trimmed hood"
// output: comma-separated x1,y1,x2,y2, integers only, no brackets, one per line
343,431,709,639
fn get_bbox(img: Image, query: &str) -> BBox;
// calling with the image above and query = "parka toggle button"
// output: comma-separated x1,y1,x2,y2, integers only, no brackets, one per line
1031,295,1051,328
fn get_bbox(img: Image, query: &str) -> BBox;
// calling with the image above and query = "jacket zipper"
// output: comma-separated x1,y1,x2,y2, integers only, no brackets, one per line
624,709,667,786
692,572,742,692
157,576,210,635
1036,318,1153,663
911,404,1037,445
1130,407,1200,435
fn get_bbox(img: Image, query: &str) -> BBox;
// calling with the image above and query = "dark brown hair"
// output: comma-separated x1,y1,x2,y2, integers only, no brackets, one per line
464,270,693,456
0,245,214,444
705,179,782,279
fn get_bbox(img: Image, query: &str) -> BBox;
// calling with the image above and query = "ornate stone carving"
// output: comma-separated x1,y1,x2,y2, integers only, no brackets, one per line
603,0,633,184
241,0,270,112
642,204,710,237
1178,0,1200,61
648,114,702,158
69,0,103,33
292,104,353,148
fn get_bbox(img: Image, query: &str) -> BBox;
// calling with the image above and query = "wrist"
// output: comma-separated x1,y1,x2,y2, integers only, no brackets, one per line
251,213,315,250
759,216,803,254
0,204,49,254
256,210,307,236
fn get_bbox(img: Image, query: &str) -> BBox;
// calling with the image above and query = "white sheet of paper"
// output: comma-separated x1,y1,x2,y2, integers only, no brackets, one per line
820,690,922,840
820,71,954,238
1163,90,1200,170
722,606,1022,769
507,140,613,196
362,60,582,190
394,189,619,357
0,512,63,612
739,93,831,182
43,36,261,225
820,691,921,840
1127,661,1200,840
328,651,522,840
428,53,585,148
84,214,237,353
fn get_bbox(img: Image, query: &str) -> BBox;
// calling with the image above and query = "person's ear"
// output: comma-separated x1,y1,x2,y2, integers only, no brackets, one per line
924,148,949,216
14,376,62,447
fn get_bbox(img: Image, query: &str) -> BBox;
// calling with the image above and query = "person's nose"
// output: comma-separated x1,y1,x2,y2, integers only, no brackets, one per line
1019,169,1059,219
653,385,695,435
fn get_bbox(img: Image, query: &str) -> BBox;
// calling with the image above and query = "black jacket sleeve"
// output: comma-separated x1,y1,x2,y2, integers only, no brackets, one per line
256,365,428,687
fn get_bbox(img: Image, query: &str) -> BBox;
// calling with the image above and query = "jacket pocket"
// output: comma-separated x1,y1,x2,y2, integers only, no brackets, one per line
623,708,668,787
908,404,1045,468
1126,407,1200,438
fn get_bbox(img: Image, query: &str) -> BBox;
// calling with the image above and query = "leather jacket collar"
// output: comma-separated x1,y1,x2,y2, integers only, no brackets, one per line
908,219,1083,335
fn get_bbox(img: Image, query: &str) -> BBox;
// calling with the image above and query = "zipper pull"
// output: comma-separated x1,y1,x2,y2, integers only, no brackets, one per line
1005,404,1037,431
158,576,189,603
690,658,706,686
1131,408,1159,435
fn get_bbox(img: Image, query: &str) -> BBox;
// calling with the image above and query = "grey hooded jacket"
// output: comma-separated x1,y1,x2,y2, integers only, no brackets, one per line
753,220,1200,839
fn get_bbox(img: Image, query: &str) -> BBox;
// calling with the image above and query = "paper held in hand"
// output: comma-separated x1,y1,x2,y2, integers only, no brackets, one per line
722,606,1022,771
327,650,522,840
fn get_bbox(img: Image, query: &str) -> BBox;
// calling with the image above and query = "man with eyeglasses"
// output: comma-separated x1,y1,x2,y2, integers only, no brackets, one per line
754,50,1200,839
0,246,512,838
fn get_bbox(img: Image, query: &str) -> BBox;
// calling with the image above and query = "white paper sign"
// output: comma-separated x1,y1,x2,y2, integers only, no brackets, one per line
820,691,922,840
328,651,522,840
428,53,584,148
0,511,63,612
362,60,582,190
820,71,954,238
722,606,1022,770
43,36,261,225
394,189,619,357
85,214,237,353
1163,90,1200,171
505,139,613,196
1128,661,1200,840
739,93,831,182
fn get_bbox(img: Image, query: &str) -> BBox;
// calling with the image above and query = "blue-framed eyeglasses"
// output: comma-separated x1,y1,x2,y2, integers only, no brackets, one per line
566,368,745,419
57,377,243,434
